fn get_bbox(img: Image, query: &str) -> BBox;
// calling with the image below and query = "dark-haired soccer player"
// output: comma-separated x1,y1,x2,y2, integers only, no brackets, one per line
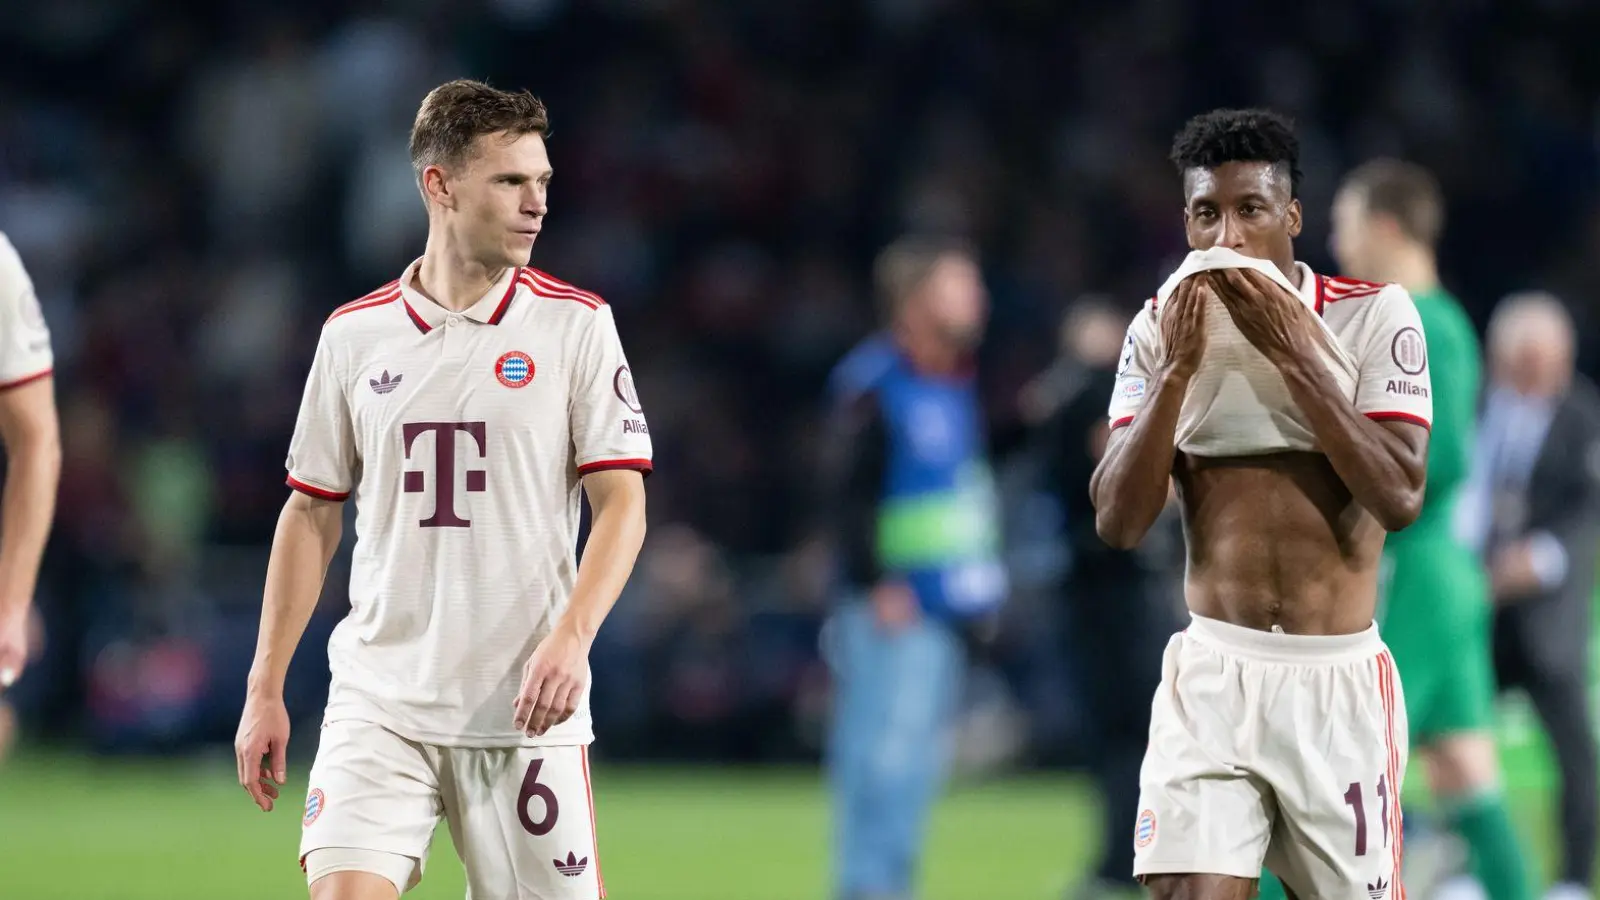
234,80,649,900
1092,109,1431,900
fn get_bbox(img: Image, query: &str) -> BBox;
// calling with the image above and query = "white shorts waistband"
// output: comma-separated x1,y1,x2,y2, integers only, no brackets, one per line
1185,612,1384,665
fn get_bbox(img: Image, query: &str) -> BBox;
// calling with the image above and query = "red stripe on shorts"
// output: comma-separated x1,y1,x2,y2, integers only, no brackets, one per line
1379,652,1405,900
583,747,605,898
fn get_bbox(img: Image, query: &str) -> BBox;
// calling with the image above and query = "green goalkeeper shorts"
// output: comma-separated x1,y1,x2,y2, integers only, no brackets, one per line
1377,536,1495,742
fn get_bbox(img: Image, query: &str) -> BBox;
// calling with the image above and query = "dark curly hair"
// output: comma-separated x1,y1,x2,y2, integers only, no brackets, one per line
1169,108,1302,199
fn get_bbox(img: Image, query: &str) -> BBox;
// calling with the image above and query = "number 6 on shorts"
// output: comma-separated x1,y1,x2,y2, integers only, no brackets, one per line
519,758,560,836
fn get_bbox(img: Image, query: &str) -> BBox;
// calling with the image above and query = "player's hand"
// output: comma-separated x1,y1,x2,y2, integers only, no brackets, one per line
234,692,290,812
870,580,919,632
514,623,591,738
1159,275,1209,379
0,603,30,691
1209,269,1324,367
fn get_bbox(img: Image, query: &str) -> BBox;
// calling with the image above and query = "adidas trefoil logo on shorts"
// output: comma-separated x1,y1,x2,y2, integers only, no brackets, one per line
554,851,588,877
1368,876,1389,899
370,370,402,395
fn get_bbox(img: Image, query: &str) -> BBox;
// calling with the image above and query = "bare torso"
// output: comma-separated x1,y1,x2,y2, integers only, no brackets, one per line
1174,451,1386,635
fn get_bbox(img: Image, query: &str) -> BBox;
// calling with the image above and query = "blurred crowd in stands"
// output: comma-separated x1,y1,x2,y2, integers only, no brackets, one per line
2,0,1599,763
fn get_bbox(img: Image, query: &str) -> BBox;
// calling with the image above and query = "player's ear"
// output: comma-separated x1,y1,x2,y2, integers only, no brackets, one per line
1181,207,1199,249
1286,198,1303,239
422,165,457,211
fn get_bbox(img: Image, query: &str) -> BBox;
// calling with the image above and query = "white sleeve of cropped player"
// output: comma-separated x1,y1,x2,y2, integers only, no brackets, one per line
284,329,358,500
1353,285,1434,430
570,306,654,477
1108,304,1160,429
0,234,53,387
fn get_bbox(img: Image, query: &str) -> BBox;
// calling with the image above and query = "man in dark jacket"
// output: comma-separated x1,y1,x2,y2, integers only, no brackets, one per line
1022,296,1184,900
1459,291,1600,900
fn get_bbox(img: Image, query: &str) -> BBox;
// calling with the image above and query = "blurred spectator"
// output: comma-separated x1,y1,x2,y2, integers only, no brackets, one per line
1021,296,1184,900
818,235,1004,900
1460,292,1600,900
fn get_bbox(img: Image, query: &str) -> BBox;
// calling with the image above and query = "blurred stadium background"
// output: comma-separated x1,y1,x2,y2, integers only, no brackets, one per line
2,0,1600,898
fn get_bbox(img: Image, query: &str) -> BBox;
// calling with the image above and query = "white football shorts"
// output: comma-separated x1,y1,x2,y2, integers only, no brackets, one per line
1133,613,1409,900
300,719,605,898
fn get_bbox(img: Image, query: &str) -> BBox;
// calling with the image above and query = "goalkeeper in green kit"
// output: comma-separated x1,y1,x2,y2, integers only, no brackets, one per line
1257,160,1534,900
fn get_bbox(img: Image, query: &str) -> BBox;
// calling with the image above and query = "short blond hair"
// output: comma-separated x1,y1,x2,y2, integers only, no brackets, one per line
409,79,550,185
1341,158,1445,248
873,235,975,319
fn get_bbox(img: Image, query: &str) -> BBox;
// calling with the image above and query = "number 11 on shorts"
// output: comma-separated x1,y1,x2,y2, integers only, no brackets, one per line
1342,774,1390,856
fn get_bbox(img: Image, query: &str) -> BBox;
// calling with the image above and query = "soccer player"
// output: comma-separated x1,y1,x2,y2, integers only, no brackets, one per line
1321,160,1532,900
233,80,651,900
1093,109,1431,900
0,233,61,757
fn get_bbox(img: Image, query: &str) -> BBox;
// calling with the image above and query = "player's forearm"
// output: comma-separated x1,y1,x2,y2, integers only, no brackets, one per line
559,480,647,645
0,418,59,618
1280,361,1426,530
1090,368,1187,549
247,495,343,698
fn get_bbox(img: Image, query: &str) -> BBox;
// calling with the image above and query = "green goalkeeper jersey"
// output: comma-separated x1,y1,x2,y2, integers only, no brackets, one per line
1388,283,1480,546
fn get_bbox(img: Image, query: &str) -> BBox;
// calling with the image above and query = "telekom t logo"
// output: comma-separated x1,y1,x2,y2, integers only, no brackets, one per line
402,422,488,527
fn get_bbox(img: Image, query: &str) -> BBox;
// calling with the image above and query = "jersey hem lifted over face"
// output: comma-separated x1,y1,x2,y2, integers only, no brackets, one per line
1107,267,1433,456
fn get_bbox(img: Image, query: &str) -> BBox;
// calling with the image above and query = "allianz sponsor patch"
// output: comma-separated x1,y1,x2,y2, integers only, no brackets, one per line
1117,377,1147,401
1384,378,1428,397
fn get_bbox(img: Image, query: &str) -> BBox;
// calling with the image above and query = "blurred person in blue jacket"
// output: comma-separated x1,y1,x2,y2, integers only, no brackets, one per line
817,235,1007,900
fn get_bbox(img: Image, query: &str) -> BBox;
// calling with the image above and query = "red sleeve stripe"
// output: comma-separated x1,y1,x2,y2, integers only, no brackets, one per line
527,267,606,306
1322,277,1384,304
326,287,400,324
1111,415,1134,429
1365,411,1431,430
1325,275,1386,292
330,281,400,313
517,274,602,311
0,368,52,391
577,458,654,476
520,268,606,309
286,475,350,501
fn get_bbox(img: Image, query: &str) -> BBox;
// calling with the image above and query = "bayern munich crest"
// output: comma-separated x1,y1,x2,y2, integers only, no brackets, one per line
495,351,535,388
303,788,325,827
1134,808,1156,848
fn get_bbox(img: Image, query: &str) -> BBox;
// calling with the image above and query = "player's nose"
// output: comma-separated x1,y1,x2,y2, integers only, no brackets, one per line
1218,214,1248,249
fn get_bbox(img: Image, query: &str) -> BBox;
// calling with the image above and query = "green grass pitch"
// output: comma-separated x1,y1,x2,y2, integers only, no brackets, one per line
0,744,1574,900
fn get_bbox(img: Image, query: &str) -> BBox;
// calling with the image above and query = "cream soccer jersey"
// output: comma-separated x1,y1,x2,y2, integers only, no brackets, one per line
1108,263,1433,458
0,233,53,389
284,260,653,747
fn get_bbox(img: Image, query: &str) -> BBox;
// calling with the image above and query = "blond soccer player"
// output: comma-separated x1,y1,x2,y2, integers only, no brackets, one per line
234,81,651,900
0,233,61,758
